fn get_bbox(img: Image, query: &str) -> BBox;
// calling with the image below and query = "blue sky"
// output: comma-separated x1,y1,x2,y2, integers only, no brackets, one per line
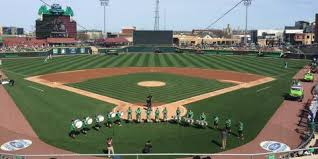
0,0,317,32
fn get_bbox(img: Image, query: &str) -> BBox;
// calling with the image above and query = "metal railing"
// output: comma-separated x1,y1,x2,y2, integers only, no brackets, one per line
1,147,318,159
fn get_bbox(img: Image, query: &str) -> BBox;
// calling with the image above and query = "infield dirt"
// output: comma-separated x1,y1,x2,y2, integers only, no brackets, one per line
32,67,264,84
137,81,166,87
26,67,274,120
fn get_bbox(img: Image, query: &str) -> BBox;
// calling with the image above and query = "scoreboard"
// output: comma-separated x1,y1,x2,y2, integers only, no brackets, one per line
133,30,173,45
36,14,77,39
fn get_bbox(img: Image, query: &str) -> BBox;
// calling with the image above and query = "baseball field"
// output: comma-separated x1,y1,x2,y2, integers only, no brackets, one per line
69,72,234,104
0,53,309,156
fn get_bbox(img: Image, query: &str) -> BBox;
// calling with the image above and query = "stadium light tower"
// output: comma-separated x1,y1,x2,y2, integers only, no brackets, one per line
154,0,160,30
100,0,109,38
243,0,252,45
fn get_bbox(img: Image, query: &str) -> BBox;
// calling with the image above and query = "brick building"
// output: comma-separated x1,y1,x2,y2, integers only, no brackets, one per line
36,4,77,39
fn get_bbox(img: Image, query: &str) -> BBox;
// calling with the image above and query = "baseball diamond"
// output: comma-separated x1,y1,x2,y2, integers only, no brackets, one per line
25,67,273,120
0,53,310,159
2,1,318,159
68,72,235,103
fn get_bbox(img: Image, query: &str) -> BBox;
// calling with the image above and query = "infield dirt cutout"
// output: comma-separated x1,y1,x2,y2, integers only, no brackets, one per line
26,67,275,120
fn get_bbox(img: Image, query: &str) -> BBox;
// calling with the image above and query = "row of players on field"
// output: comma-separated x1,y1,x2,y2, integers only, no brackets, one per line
70,107,244,139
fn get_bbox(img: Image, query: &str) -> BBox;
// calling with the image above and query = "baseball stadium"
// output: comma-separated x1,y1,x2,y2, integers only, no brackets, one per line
1,1,318,159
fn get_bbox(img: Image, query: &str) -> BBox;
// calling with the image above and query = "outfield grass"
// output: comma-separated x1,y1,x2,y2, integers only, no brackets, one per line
0,53,309,157
2,53,304,76
69,72,233,103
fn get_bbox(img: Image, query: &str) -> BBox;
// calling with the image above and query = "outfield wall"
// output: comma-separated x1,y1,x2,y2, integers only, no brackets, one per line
98,46,282,58
0,46,311,60
97,46,177,54
181,48,283,58
125,46,176,53
0,47,91,58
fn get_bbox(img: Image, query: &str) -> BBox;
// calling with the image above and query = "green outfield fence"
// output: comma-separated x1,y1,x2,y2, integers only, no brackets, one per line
0,46,313,59
1,147,318,159
96,46,284,58
0,47,92,58
98,46,177,53
180,48,283,58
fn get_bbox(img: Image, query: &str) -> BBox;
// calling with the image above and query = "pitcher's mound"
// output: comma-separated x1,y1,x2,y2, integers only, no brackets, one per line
137,81,166,87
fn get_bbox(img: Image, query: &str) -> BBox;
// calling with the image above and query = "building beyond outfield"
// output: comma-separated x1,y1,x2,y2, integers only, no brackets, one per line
36,4,77,39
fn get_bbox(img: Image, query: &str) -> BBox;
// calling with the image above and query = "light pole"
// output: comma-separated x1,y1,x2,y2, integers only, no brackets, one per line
154,0,160,30
243,0,252,45
100,0,109,38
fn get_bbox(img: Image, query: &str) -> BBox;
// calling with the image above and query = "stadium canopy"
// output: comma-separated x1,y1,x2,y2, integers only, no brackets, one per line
38,5,49,16
64,7,74,17
38,4,74,17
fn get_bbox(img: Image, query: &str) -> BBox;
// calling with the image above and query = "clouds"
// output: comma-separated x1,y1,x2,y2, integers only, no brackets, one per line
0,0,317,31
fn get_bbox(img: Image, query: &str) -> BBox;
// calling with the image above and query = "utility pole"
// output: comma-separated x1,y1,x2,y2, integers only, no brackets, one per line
164,8,167,30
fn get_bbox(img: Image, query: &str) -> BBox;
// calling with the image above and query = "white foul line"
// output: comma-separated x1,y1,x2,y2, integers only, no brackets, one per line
28,86,44,92
256,86,271,93
2,69,27,77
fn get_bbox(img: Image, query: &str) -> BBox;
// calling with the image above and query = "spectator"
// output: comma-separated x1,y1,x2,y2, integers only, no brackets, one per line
142,140,153,153
307,146,315,156
106,137,114,158
9,79,15,87
192,156,201,159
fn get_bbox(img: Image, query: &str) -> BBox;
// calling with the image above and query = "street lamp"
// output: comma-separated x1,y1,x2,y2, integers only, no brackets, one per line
243,0,252,45
100,0,109,38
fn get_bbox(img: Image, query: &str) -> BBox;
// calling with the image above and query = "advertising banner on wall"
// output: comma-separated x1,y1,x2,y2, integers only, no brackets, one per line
70,48,76,54
1,139,32,151
80,48,85,54
260,141,290,153
53,48,58,54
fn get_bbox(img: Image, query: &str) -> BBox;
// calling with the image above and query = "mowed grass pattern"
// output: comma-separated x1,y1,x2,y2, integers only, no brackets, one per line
2,53,305,77
0,53,309,156
69,73,233,103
